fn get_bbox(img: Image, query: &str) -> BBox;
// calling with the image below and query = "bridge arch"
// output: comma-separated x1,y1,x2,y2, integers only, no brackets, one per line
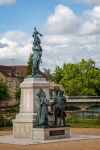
86,105,100,111
65,105,81,111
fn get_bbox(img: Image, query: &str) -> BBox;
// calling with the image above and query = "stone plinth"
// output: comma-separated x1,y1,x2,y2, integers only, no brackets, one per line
33,127,70,140
13,77,50,139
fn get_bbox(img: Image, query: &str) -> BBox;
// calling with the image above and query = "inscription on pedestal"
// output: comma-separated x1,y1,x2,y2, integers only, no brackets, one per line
33,127,70,140
49,130,65,136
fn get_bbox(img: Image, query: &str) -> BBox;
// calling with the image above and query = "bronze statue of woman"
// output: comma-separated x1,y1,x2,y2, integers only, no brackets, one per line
36,88,49,127
32,28,43,77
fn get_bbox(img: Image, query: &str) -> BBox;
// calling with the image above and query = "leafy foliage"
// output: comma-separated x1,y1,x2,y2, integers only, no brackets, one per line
52,59,100,96
0,80,10,109
0,81,10,101
27,53,32,75
15,88,21,101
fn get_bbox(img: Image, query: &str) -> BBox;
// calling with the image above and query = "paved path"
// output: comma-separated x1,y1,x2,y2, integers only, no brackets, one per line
0,128,100,150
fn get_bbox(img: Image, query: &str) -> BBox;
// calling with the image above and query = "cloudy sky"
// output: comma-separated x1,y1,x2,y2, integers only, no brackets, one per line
0,0,100,71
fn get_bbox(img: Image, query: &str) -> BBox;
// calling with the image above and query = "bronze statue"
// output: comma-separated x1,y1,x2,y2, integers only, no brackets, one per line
32,27,42,45
53,90,66,126
36,88,49,127
32,28,43,77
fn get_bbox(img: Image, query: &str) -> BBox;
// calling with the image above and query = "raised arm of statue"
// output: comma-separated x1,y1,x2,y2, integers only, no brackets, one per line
32,27,42,39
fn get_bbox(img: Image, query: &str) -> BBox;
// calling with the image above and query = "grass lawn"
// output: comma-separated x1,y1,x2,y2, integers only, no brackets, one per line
0,127,12,131
69,119,100,128
0,119,100,131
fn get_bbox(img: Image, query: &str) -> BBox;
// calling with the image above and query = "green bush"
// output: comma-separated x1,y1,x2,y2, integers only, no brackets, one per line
66,112,78,123
1,106,19,113
0,115,3,126
0,113,16,127
97,115,100,124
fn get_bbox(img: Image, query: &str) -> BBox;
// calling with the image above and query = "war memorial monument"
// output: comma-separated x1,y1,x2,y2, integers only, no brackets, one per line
13,28,70,140
0,28,100,146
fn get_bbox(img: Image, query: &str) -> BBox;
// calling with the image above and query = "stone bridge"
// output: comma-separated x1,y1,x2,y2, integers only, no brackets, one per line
66,97,100,111
1,96,100,111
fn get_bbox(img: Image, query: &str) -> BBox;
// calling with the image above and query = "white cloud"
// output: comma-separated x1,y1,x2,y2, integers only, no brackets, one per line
0,0,16,5
44,4,81,34
0,30,32,65
0,42,8,48
84,0,100,5
71,0,100,5
84,5,100,19
80,6,100,35
84,0,100,4
42,4,100,70
44,4,100,36
0,4,100,71
42,34,100,70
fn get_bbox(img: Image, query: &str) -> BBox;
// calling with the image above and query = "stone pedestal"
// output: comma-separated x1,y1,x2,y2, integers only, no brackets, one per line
13,78,50,139
33,127,70,140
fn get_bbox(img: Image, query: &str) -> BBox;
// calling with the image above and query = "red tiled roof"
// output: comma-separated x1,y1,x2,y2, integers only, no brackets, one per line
0,65,27,78
10,66,27,78
0,65,16,77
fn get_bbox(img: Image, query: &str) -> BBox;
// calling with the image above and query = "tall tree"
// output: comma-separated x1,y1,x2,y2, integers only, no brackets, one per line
52,66,63,83
27,53,32,75
52,59,100,96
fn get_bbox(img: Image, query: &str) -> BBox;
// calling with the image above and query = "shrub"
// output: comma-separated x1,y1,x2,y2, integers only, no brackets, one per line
66,112,78,123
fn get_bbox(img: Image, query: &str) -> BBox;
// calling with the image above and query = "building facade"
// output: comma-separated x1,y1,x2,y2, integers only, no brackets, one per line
0,65,27,99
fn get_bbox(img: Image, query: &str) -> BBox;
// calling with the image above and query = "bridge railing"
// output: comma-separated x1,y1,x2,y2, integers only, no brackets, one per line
67,96,100,99
66,110,100,119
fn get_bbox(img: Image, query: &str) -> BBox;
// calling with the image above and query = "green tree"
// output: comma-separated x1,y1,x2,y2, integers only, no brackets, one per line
52,66,63,83
0,80,10,110
52,59,100,96
78,59,99,96
27,53,32,75
15,88,21,101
